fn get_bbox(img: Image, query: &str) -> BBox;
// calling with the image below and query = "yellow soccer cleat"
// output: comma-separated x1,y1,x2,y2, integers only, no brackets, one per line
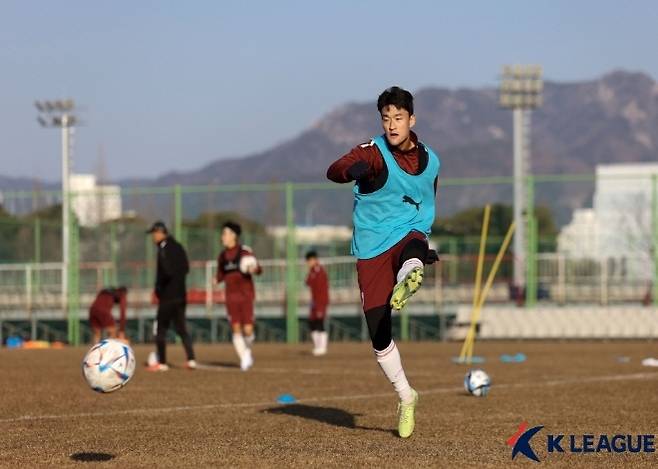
390,267,424,311
397,389,419,438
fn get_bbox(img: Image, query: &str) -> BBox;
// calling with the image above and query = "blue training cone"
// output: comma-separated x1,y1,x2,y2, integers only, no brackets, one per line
500,352,527,363
276,393,297,404
452,356,486,364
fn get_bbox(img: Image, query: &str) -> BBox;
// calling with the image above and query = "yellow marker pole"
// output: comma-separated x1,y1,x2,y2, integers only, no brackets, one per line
459,205,491,361
464,222,517,361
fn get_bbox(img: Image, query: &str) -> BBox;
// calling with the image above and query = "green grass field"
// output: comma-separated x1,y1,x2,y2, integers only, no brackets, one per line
1,341,658,468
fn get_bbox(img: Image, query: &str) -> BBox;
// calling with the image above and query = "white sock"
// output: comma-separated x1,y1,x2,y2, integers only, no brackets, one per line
375,340,413,403
232,333,246,360
244,333,255,350
320,331,328,351
397,258,424,283
311,331,319,349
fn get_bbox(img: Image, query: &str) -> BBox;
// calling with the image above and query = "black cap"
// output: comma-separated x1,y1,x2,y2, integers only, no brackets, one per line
146,220,168,234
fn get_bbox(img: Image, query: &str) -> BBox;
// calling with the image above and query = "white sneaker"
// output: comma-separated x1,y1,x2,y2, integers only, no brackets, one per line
185,360,197,370
312,348,327,357
147,351,158,367
146,363,169,372
241,350,254,371
642,357,658,367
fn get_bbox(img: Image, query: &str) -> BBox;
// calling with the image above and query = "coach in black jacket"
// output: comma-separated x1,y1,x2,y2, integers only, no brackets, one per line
146,221,196,371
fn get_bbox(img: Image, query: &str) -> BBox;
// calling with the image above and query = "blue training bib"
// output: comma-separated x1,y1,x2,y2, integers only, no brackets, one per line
351,135,440,259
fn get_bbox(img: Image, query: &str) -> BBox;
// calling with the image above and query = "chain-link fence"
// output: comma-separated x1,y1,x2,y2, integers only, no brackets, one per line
2,171,658,344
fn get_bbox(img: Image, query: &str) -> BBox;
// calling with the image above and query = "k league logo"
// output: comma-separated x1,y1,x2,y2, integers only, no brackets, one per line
507,421,656,463
507,422,543,462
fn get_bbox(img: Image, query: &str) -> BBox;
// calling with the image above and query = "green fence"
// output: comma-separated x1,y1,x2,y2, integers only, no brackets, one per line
2,171,658,344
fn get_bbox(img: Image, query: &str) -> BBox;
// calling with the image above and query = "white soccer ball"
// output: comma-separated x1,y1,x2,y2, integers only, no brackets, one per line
464,369,491,397
82,339,136,393
239,255,258,274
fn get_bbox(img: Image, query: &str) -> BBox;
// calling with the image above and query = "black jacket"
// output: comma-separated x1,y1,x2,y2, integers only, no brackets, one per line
155,236,189,302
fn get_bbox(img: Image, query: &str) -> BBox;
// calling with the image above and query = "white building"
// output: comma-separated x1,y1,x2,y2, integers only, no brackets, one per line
558,163,658,280
70,174,122,227
267,225,352,245
556,208,599,258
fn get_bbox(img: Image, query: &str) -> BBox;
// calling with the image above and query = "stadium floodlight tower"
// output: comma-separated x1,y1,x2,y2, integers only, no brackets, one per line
35,99,77,312
499,65,543,297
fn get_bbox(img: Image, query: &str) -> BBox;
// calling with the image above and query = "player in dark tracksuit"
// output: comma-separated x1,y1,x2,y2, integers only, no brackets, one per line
89,286,127,343
327,86,440,438
146,221,196,371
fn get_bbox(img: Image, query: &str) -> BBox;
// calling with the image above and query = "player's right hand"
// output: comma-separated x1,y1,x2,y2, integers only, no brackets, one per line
426,249,439,265
347,161,369,181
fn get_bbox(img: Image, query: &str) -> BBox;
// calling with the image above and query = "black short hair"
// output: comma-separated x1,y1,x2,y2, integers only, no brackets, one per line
112,286,127,303
305,250,318,260
377,86,414,116
222,221,242,237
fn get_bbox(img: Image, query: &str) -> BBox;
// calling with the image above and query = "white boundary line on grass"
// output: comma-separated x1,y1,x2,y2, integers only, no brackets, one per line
195,363,438,377
1,371,657,425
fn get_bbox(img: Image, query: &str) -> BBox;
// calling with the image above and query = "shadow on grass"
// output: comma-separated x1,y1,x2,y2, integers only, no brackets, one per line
70,452,115,462
200,361,240,369
262,404,395,435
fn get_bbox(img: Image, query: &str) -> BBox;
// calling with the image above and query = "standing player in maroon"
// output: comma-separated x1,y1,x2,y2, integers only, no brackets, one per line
89,286,128,343
215,221,262,371
305,251,329,356
327,86,440,438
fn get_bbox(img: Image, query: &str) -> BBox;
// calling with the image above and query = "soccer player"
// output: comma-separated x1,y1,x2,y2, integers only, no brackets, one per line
88,286,128,344
215,221,262,371
305,251,329,356
146,221,196,371
326,86,440,438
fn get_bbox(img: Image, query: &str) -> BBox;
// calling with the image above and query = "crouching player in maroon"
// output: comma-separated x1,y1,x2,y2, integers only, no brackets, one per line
89,286,128,344
327,86,440,438
215,221,262,371
305,251,329,356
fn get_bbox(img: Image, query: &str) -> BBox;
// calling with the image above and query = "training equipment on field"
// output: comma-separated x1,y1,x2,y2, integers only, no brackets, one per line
464,369,491,397
457,205,516,364
500,352,527,363
452,355,485,364
276,393,297,404
82,339,136,393
239,255,258,274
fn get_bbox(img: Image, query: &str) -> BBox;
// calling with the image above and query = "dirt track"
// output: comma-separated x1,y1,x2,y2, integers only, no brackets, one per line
1,341,658,468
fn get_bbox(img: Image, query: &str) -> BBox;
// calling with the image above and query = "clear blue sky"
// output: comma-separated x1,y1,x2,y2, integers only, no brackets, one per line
2,0,657,181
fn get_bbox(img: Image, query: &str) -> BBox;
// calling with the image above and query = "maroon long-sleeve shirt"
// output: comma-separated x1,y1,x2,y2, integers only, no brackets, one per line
216,245,262,302
306,264,329,310
326,131,421,180
327,131,438,194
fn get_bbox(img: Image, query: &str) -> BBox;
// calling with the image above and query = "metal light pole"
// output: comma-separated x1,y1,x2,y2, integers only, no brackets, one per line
35,100,77,313
499,65,543,295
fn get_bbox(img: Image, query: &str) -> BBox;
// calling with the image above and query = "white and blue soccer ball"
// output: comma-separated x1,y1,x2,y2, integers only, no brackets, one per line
82,339,136,393
239,254,258,274
464,369,491,397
